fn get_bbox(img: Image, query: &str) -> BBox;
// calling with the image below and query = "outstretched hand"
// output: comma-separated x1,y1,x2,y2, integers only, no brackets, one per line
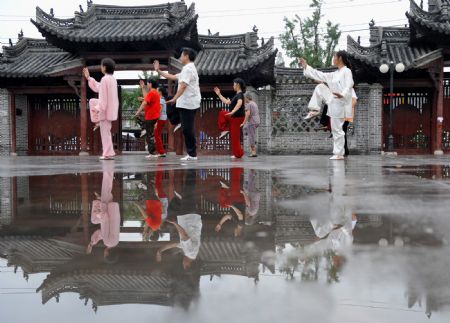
213,87,221,96
333,92,344,99
153,60,160,72
298,57,308,69
82,67,90,80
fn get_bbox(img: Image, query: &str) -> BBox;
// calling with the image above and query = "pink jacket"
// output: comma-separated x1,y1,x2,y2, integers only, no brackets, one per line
88,75,119,121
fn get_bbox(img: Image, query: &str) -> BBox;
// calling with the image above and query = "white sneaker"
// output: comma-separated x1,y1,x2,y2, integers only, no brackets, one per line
230,155,236,159
145,154,158,159
220,181,230,189
173,124,182,133
99,156,114,160
140,129,147,137
329,155,345,160
304,111,321,120
180,155,198,161
174,190,183,199
137,183,147,190
219,131,230,139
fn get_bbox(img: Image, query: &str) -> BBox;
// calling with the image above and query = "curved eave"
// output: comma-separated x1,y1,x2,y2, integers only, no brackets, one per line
31,11,198,44
198,41,277,77
406,12,450,36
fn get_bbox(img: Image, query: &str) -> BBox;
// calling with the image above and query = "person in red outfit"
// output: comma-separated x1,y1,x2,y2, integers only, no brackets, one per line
134,79,161,159
214,78,246,159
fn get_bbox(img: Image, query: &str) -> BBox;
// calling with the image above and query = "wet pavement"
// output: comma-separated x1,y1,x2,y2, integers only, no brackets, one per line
1,155,450,323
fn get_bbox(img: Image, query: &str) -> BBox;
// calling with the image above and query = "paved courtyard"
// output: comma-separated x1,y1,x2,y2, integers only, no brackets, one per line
1,154,450,323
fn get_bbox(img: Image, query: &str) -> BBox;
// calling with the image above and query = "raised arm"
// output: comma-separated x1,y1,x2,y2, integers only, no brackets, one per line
83,67,101,93
214,87,232,105
153,60,178,81
299,58,333,84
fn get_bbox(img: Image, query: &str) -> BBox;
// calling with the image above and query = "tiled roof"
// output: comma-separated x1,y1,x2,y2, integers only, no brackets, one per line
196,33,277,76
406,0,450,36
30,2,198,45
0,38,80,78
347,27,441,70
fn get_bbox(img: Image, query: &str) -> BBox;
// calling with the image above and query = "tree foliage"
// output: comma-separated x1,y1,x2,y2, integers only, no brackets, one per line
279,0,341,68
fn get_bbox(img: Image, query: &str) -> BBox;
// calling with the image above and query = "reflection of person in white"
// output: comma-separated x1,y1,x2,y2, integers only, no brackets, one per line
82,58,119,160
299,51,354,160
156,214,202,270
86,162,120,261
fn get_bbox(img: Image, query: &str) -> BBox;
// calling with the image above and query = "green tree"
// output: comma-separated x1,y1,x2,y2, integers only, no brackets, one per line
279,0,341,68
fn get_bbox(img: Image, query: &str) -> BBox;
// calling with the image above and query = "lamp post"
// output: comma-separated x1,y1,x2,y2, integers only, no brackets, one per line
379,61,405,152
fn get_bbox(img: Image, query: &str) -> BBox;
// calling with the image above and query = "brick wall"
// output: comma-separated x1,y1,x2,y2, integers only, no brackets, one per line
0,89,10,156
15,95,28,156
0,178,12,226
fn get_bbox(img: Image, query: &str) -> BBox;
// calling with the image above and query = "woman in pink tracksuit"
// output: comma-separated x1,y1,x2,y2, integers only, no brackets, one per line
83,58,119,160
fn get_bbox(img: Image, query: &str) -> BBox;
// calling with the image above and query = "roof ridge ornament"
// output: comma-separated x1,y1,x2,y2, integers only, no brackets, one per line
50,8,54,17
18,29,24,40
440,1,449,22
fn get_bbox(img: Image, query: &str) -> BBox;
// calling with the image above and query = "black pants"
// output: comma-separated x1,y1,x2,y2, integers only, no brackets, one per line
179,108,198,157
320,105,329,127
167,103,181,126
168,169,197,219
144,119,158,155
343,121,350,156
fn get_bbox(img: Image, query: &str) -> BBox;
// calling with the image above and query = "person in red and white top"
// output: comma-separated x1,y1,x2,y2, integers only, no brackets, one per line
135,79,161,159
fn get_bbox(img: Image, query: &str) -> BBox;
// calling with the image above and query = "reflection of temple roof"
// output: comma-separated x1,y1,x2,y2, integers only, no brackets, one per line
0,236,82,273
275,215,315,245
38,267,174,307
31,2,199,52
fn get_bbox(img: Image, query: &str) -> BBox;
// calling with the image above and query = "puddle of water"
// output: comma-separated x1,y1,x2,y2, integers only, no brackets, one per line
1,166,450,322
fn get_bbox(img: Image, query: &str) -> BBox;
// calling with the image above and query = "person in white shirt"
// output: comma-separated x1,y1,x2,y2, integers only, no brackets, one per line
153,48,202,161
299,51,354,160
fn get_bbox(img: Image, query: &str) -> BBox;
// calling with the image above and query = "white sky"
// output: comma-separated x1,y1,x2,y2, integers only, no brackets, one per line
0,0,416,47
0,0,420,78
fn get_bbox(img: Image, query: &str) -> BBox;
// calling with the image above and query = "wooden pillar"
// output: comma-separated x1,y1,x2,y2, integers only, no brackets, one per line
435,59,444,155
9,92,17,156
81,173,89,243
80,75,89,155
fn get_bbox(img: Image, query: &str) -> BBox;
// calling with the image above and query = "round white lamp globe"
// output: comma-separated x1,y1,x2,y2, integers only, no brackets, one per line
395,63,405,73
379,64,389,74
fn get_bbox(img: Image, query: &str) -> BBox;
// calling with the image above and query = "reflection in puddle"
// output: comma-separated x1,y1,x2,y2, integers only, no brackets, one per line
383,164,450,180
0,164,450,321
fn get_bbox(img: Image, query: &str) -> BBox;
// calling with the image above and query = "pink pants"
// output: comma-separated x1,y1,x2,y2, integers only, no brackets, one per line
100,120,115,157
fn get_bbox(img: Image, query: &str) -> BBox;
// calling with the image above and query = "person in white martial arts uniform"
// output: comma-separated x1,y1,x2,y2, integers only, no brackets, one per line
299,51,354,160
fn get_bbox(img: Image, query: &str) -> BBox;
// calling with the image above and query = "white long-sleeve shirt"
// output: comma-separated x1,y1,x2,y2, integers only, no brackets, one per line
304,65,354,118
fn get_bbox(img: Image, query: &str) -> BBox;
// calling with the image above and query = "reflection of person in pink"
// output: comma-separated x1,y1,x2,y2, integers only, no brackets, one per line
86,163,120,262
82,58,119,160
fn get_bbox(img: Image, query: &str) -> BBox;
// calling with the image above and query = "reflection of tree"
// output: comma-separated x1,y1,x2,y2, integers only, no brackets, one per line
277,247,343,283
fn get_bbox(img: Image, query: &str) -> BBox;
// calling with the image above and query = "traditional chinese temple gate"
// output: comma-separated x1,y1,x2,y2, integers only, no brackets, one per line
0,1,276,156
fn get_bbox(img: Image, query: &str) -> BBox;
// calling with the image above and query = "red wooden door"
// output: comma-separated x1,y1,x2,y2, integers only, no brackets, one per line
383,90,432,154
28,95,81,155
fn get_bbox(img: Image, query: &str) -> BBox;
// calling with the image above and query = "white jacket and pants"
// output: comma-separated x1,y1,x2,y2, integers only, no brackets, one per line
304,65,354,156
